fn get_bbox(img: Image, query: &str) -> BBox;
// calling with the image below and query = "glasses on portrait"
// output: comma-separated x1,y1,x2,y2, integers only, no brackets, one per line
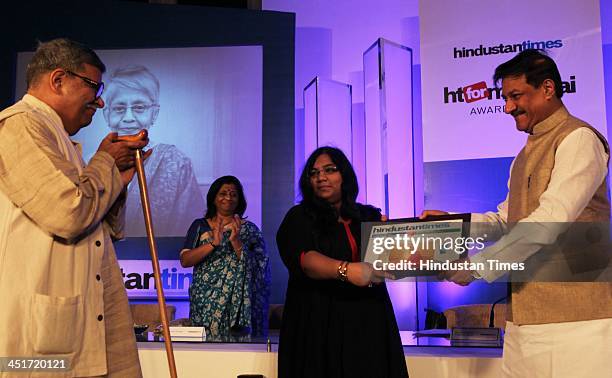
308,165,339,178
109,104,159,116
217,191,238,199
65,70,104,100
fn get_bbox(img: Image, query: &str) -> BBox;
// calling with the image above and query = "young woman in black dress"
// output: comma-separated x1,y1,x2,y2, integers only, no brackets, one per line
276,146,409,378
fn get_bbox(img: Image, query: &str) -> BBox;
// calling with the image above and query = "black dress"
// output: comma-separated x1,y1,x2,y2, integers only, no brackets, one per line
276,204,409,378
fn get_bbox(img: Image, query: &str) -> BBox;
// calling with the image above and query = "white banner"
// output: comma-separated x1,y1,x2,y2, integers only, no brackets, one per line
419,0,606,162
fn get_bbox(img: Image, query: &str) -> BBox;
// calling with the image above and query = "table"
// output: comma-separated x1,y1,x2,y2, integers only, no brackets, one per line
137,330,503,377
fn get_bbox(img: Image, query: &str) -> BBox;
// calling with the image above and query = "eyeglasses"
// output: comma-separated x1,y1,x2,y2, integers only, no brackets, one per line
109,104,159,116
217,191,238,199
66,70,104,100
308,165,339,178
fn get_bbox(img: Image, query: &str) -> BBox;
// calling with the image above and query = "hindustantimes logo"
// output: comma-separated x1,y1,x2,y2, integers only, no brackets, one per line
453,39,563,59
443,76,576,115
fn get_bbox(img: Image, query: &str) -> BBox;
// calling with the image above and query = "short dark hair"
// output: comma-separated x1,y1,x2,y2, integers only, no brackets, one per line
204,175,247,219
493,49,563,98
299,146,360,224
26,38,106,89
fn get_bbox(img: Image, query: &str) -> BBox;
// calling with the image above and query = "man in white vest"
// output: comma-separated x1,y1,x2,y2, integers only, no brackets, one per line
0,38,148,377
422,49,612,377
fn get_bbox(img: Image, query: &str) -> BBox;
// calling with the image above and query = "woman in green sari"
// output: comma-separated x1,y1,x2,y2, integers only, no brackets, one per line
180,176,270,337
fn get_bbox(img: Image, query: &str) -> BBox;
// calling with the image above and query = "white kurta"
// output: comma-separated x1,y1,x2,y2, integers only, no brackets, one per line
469,125,612,377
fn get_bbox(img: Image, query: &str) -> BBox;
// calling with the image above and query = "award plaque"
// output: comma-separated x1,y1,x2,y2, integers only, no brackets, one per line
362,213,472,277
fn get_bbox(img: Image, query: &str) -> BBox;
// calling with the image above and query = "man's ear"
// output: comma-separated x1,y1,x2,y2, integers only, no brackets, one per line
542,78,556,99
48,68,67,95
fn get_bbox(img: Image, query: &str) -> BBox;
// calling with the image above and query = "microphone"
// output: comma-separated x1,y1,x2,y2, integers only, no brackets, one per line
489,295,508,328
451,296,507,346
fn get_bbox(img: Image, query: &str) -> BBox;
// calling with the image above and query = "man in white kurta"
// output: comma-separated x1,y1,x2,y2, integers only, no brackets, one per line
423,49,612,377
0,39,148,377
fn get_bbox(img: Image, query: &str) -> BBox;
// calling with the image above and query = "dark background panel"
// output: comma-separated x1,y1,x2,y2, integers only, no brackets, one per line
0,0,294,304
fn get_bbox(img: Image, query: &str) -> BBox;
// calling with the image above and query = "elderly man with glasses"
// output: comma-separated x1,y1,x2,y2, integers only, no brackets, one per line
102,65,204,237
0,38,148,377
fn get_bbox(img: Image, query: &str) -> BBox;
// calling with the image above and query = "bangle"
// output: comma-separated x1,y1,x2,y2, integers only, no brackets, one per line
337,261,349,282
208,240,216,249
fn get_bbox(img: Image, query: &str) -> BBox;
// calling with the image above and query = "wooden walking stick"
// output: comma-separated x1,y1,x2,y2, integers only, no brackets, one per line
118,130,178,378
